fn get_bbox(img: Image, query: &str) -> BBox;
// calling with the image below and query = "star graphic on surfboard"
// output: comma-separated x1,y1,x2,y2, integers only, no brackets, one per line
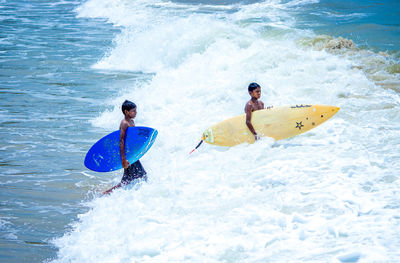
295,121,304,130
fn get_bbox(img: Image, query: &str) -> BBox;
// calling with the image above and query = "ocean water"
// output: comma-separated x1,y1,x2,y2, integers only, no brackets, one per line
0,0,399,262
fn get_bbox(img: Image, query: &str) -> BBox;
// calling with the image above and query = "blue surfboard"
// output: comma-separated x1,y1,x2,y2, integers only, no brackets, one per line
84,126,158,172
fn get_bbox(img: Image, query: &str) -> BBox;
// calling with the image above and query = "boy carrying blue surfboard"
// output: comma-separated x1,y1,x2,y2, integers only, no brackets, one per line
103,100,147,194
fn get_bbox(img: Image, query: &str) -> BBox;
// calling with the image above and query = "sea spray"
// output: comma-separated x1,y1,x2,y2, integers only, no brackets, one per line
51,0,400,262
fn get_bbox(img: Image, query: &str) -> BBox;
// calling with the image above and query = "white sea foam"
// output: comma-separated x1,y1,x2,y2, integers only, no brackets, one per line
52,0,400,262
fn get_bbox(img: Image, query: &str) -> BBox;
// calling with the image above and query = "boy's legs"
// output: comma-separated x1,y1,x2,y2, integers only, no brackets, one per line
102,160,147,195
121,160,147,185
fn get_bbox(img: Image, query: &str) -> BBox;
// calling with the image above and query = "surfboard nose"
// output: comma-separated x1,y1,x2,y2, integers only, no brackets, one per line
313,105,339,116
323,105,340,118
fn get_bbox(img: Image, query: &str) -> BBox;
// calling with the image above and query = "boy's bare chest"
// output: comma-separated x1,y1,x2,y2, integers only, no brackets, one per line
128,119,135,127
119,119,135,130
251,101,263,111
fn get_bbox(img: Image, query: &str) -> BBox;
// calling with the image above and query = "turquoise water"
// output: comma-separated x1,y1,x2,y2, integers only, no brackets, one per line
0,1,125,261
294,0,400,53
0,0,399,262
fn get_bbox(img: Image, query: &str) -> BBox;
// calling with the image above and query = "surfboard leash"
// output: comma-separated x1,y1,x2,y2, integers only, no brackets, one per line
189,140,203,155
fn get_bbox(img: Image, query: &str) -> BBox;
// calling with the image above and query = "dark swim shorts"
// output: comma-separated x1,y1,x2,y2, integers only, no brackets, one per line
121,160,147,185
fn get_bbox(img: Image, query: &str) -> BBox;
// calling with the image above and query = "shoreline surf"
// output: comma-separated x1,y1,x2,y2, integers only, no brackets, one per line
0,0,398,262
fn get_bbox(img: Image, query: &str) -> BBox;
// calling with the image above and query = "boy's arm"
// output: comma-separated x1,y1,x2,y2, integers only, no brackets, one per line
120,122,130,169
245,104,259,140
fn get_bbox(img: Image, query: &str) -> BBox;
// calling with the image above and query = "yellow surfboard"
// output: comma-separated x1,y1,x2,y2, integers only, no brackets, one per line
201,104,340,147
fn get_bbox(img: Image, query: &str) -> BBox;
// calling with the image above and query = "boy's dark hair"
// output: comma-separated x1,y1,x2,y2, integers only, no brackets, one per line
121,100,136,113
248,82,261,92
